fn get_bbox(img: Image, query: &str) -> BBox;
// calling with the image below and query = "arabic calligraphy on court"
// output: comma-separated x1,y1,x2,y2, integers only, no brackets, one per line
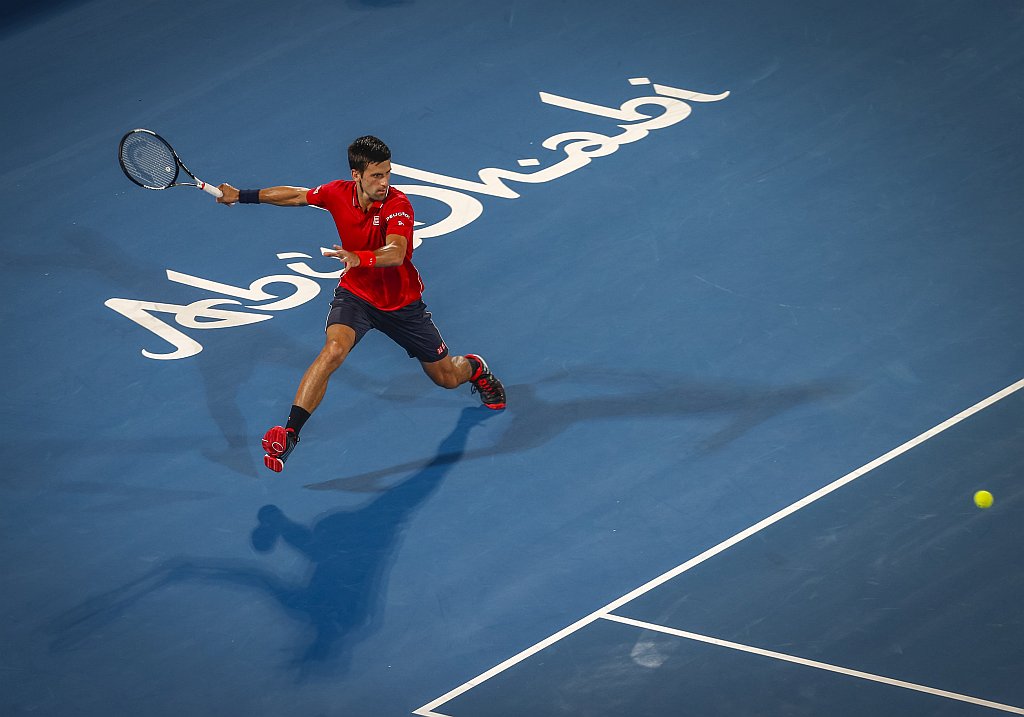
106,78,729,360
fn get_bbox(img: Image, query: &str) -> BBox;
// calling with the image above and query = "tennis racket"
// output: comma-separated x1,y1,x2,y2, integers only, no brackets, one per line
118,128,223,198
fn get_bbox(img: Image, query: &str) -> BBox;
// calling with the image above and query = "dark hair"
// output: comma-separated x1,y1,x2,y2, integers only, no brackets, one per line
348,135,391,172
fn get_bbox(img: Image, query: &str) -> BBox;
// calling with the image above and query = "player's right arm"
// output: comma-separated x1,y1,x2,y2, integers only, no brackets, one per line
216,184,310,206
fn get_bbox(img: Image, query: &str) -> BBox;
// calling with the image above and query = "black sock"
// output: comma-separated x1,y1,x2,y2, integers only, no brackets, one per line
286,405,311,435
466,355,481,379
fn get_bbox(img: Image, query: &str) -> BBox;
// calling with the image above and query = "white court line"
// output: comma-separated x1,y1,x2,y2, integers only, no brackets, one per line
602,614,1024,714
414,377,1024,717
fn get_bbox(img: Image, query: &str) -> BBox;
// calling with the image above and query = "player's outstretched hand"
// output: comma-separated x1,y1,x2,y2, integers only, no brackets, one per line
322,244,357,272
217,183,239,205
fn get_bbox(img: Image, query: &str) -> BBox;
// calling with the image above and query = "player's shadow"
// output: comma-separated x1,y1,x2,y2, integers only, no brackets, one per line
306,366,848,491
48,406,493,678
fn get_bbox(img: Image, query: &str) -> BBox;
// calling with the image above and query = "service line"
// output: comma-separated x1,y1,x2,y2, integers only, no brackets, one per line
601,614,1024,714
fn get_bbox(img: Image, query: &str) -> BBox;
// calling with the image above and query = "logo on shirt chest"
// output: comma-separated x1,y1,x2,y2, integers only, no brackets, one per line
373,215,380,226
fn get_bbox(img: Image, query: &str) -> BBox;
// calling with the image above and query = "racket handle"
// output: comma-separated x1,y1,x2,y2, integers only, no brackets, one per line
198,181,223,198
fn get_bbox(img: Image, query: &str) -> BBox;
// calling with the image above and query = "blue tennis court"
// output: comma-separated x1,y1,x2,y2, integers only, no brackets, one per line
2,1,1022,715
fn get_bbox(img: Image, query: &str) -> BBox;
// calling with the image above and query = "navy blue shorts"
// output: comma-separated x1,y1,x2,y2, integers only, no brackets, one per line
325,287,449,363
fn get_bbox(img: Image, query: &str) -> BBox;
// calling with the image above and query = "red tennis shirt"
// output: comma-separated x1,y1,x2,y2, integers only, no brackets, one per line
306,180,423,311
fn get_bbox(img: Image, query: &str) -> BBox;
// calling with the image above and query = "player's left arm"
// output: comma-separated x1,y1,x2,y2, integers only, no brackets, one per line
321,198,415,268
322,233,407,268
374,201,415,266
374,233,408,267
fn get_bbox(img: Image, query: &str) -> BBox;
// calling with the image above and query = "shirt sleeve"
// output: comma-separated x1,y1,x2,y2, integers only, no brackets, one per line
382,199,414,241
306,181,336,208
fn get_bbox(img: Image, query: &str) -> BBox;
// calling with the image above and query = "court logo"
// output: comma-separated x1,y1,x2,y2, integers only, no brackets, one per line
107,78,729,360
104,256,341,360
393,78,729,246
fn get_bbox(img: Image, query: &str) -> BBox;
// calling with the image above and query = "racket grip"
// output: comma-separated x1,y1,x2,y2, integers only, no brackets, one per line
198,181,224,198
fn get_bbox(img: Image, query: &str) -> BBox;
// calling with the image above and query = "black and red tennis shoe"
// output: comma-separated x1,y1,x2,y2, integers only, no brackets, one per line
262,426,298,473
466,354,506,410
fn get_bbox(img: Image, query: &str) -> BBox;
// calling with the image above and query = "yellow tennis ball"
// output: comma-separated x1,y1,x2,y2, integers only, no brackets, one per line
974,490,994,509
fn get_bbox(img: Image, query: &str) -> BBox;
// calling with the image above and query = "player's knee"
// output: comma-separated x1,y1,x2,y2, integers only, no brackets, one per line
320,341,350,369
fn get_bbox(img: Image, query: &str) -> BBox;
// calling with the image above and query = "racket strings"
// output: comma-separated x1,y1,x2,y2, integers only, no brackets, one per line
120,133,177,189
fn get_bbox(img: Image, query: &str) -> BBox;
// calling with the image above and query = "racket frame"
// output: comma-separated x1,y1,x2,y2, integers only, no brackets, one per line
118,129,223,197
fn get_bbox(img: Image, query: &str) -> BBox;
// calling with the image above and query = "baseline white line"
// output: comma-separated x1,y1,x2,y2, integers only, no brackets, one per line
601,614,1024,714
414,377,1024,717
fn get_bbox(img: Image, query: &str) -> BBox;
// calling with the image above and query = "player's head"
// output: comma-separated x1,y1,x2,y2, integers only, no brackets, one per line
348,135,391,172
349,135,392,202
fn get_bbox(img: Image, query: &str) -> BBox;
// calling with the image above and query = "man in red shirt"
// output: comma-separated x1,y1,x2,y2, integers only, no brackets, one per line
217,136,505,473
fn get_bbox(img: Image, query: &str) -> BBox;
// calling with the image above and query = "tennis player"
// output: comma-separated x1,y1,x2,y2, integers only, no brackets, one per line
216,135,506,473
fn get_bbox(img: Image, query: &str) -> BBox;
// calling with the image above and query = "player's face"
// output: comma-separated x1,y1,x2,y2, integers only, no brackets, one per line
353,160,391,202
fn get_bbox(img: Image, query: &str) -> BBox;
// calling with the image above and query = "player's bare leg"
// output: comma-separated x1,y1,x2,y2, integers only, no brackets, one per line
420,355,472,389
294,324,357,412
263,324,357,472
421,354,506,410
